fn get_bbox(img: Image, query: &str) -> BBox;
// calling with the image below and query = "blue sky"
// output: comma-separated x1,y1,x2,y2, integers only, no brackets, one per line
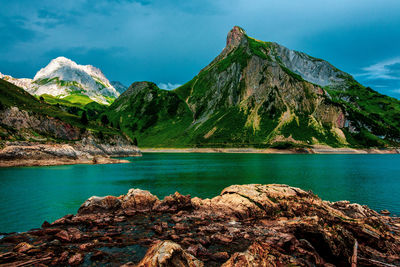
1,0,400,98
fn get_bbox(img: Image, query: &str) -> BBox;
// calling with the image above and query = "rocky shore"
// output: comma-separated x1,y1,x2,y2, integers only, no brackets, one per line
0,136,141,167
0,184,399,266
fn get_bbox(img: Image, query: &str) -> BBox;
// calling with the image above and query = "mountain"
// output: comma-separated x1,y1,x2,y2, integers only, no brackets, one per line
108,26,400,148
0,72,32,90
0,78,139,165
111,81,128,94
0,57,120,105
106,82,192,146
29,57,120,105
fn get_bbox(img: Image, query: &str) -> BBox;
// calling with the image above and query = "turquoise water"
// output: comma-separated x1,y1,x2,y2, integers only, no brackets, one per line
0,153,399,233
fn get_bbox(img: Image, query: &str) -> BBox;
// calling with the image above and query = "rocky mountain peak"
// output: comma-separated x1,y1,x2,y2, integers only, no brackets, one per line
226,26,246,49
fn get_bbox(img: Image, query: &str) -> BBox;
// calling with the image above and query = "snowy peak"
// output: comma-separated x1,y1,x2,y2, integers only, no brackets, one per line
30,57,119,105
0,72,32,90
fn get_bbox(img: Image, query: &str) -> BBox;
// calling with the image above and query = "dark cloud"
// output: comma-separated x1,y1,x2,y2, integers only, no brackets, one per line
0,16,39,49
1,0,400,98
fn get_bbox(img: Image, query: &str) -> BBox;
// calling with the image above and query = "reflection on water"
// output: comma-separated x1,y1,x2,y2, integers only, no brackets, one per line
0,153,399,233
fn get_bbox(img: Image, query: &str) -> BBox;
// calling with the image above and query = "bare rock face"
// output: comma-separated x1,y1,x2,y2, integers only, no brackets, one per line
1,184,399,266
136,240,203,267
225,26,247,51
0,106,80,141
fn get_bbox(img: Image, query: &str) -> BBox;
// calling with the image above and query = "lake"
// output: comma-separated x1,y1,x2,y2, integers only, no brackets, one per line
0,153,399,233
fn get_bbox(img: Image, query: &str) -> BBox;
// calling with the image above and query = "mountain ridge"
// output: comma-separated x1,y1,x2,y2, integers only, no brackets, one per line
106,26,400,148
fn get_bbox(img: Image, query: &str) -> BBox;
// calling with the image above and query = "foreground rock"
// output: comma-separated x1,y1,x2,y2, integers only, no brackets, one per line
0,184,399,266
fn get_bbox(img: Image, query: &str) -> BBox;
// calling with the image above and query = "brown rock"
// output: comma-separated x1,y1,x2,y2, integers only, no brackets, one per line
68,253,84,265
154,192,192,212
55,230,71,242
59,251,69,262
153,224,163,234
68,227,82,241
213,234,233,244
121,188,160,212
79,242,95,250
381,209,391,215
78,195,121,214
137,240,203,267
13,242,33,253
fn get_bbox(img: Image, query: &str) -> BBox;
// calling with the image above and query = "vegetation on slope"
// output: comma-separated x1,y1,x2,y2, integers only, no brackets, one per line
0,79,121,142
105,28,400,148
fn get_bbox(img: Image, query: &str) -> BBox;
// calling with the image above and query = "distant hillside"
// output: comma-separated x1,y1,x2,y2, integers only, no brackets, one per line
0,79,121,142
106,26,400,148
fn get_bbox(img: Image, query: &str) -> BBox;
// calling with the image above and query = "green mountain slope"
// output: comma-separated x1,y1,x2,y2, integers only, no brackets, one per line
106,26,400,148
105,82,193,147
0,79,121,142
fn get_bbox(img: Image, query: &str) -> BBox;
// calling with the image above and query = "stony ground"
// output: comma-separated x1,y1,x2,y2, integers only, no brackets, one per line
0,184,399,266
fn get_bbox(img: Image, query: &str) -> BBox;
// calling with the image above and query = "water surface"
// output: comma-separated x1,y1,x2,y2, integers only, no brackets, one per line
0,153,399,233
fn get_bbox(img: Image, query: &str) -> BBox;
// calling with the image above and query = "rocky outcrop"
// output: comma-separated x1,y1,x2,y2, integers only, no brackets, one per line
0,106,81,141
136,241,204,267
0,133,141,167
0,184,399,266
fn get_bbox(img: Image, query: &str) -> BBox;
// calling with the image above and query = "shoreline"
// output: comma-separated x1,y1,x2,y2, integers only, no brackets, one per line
0,157,133,168
0,142,141,168
141,146,400,154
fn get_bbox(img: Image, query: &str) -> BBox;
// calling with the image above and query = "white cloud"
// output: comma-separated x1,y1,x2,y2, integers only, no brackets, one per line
355,58,400,80
158,82,181,90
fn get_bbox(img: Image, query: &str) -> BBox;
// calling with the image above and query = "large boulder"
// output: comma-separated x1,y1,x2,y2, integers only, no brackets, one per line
121,189,160,212
78,196,121,214
136,240,203,267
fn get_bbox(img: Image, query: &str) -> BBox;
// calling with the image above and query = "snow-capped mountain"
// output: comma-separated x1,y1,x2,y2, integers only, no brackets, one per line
1,57,120,105
0,72,32,90
28,57,119,104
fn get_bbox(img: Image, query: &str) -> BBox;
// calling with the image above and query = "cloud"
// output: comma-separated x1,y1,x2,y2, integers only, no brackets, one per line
356,58,400,80
158,82,182,90
1,0,400,99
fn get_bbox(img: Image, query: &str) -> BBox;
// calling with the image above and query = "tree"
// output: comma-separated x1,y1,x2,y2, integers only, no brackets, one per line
101,114,109,126
133,137,138,146
80,111,88,125
39,96,44,101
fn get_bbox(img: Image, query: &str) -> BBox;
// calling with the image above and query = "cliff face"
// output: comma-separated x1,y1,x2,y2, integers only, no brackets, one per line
1,184,398,266
0,79,140,166
109,26,400,148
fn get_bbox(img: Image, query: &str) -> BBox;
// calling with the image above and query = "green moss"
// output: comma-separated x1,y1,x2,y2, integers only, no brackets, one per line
280,65,304,81
247,37,269,60
216,46,250,73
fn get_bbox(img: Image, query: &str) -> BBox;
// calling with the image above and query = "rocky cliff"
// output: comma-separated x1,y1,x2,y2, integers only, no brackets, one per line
0,79,140,166
0,184,398,266
107,26,400,148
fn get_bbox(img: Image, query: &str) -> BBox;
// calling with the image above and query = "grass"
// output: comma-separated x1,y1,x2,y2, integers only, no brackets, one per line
0,79,121,142
106,32,400,149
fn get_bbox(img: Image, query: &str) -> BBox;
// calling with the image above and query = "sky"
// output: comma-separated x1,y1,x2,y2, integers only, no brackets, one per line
1,0,400,98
